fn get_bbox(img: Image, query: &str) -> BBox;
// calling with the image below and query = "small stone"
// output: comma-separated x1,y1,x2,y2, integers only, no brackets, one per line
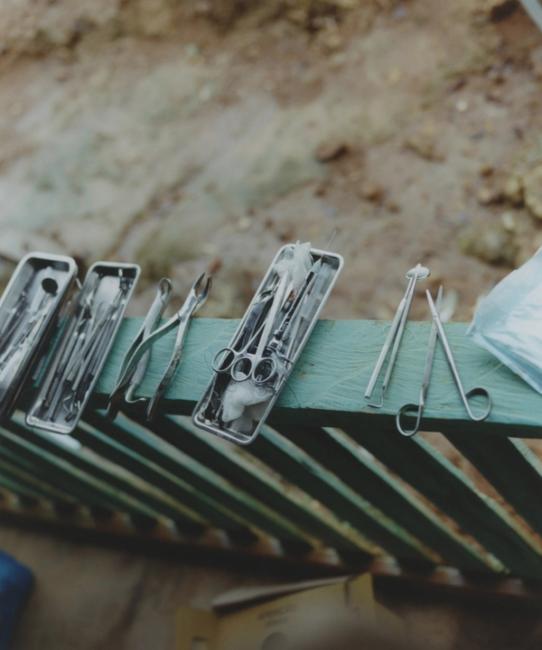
479,164,495,177
237,217,251,231
501,211,516,231
404,129,444,162
459,221,518,266
484,0,518,22
455,99,469,112
503,174,524,206
360,181,384,203
477,185,502,205
386,200,400,213
315,140,349,163
523,165,542,219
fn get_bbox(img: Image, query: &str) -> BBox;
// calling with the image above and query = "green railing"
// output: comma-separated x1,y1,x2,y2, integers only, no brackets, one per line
1,318,542,582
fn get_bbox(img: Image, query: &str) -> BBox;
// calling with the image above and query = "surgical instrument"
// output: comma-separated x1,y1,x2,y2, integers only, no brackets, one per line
426,287,492,422
365,263,430,408
107,272,211,421
396,287,492,436
27,262,140,434
193,242,343,445
106,277,172,419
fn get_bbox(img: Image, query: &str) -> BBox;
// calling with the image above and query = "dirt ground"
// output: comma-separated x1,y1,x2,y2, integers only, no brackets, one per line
1,0,542,322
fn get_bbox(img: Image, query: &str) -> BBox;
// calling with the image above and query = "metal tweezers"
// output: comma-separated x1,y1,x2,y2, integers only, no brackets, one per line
396,286,492,437
107,272,211,421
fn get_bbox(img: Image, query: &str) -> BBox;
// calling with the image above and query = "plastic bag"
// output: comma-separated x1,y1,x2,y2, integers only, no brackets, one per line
468,247,542,393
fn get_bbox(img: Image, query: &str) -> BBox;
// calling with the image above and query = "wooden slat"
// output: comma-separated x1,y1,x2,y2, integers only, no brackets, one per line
270,421,493,573
147,414,377,560
8,418,205,533
0,423,171,527
0,426,115,513
74,419,257,543
84,411,316,549
447,432,542,537
0,466,47,504
250,427,435,564
0,450,76,507
86,318,542,438
342,425,542,579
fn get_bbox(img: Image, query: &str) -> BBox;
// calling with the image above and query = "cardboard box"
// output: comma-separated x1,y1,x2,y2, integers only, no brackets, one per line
177,574,400,650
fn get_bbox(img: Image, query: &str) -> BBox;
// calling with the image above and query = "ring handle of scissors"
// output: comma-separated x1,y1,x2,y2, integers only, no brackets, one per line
396,402,423,437
230,355,277,384
212,347,238,374
462,387,492,422
252,356,277,384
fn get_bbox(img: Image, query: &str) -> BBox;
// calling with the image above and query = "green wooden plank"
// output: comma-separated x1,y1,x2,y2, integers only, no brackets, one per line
0,423,165,526
147,414,377,559
75,418,257,542
85,411,318,548
0,463,47,503
251,427,435,564
11,418,204,533
271,422,493,573
80,318,542,438
342,425,542,579
0,450,76,507
0,426,115,513
446,432,542,537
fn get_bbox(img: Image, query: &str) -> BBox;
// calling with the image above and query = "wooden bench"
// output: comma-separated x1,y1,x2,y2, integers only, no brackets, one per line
1,317,542,593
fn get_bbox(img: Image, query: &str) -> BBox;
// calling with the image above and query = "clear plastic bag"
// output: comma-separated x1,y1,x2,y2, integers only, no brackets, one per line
468,247,542,393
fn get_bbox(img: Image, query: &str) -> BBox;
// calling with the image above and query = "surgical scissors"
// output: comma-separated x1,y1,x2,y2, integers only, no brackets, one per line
396,286,492,437
107,272,211,420
212,257,322,384
212,271,290,384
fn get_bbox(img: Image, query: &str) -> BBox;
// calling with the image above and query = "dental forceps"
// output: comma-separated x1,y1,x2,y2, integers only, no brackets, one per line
396,286,492,437
365,264,430,408
107,272,211,420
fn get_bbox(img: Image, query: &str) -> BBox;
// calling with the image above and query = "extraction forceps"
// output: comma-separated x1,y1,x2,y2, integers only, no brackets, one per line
106,278,172,419
107,272,211,420
396,286,492,437
365,264,430,408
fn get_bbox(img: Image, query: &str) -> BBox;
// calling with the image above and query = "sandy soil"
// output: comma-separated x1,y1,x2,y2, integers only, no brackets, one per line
1,0,542,322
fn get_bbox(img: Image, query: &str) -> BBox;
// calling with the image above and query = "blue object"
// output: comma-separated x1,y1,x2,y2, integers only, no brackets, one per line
0,551,33,649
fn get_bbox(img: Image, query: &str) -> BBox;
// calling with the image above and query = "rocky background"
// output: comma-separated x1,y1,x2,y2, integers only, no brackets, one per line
2,0,542,321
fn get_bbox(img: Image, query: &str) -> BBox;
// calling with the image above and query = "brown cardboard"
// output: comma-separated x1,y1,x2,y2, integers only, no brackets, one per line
177,574,400,650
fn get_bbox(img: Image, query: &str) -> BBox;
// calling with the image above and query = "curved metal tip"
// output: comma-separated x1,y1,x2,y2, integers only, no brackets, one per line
159,277,173,294
193,272,212,302
365,389,384,409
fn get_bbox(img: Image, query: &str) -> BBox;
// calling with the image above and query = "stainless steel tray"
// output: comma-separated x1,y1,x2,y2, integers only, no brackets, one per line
0,252,78,419
192,244,343,444
27,261,140,434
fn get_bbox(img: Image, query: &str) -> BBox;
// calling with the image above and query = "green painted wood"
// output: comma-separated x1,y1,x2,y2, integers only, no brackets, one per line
250,427,435,564
0,463,49,502
446,432,542,537
270,422,494,573
0,450,76,507
148,414,377,559
75,418,257,543
0,423,167,526
85,411,319,549
9,418,205,533
85,318,542,438
342,425,542,579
